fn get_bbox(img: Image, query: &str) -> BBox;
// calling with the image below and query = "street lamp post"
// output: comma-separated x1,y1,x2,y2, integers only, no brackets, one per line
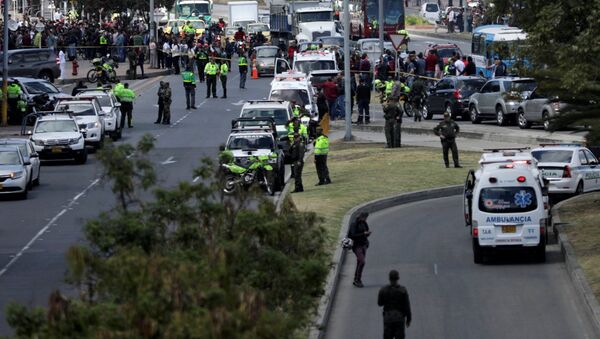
343,0,352,141
149,0,155,40
2,0,9,126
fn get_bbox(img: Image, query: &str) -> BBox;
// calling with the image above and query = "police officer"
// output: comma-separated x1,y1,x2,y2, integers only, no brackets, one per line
219,60,229,99
287,116,308,141
383,99,402,148
7,82,22,124
155,81,172,124
411,77,426,122
118,83,135,128
182,67,197,109
384,76,395,102
238,53,248,89
433,112,461,168
290,133,305,193
378,270,412,339
314,127,331,186
195,44,208,82
204,58,218,98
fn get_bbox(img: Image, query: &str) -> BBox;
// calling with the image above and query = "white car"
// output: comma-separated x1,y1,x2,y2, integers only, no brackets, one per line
269,71,319,128
55,98,105,149
30,113,87,164
531,144,600,195
0,138,41,188
76,89,122,141
0,145,31,199
420,2,441,24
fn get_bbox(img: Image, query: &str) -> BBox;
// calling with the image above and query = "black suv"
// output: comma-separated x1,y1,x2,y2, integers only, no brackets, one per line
424,76,486,120
0,49,60,82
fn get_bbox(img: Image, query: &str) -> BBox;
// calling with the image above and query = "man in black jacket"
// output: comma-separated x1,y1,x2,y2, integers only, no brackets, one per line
290,133,305,193
378,270,412,339
433,112,461,168
356,78,371,124
348,212,371,287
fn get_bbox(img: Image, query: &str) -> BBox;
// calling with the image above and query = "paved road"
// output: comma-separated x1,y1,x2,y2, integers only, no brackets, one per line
0,68,277,334
325,196,598,339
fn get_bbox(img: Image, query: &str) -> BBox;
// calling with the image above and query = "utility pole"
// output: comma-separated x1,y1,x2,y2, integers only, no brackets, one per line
378,0,383,54
149,0,155,40
2,0,10,126
463,2,468,33
343,0,351,141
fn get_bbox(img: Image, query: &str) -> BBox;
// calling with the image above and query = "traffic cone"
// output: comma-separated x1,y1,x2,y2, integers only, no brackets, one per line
251,60,259,79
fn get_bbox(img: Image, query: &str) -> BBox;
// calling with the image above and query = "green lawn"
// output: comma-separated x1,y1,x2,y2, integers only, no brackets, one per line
291,142,480,246
556,192,600,301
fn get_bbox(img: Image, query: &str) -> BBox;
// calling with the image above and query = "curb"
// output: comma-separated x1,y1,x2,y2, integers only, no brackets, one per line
407,29,472,42
552,198,600,336
331,124,584,145
308,185,463,339
275,148,315,214
57,69,171,85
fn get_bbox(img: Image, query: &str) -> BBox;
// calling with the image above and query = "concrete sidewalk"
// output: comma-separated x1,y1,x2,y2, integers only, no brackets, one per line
58,59,170,85
408,27,473,42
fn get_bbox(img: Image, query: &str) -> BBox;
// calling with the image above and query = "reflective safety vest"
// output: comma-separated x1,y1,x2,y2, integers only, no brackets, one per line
384,80,394,95
17,99,27,112
185,26,195,35
314,135,329,155
220,63,229,76
238,56,248,66
287,122,308,139
7,84,21,99
182,71,196,85
99,36,108,45
196,50,208,60
205,62,218,75
113,83,124,97
292,106,301,117
119,88,136,103
397,29,408,36
372,20,378,29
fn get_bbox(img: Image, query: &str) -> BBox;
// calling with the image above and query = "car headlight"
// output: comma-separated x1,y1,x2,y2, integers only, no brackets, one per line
259,62,265,67
69,136,83,145
87,122,100,129
10,171,24,179
268,158,278,164
32,139,44,146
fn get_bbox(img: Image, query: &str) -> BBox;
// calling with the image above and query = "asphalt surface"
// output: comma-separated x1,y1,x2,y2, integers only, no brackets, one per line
0,67,277,334
324,196,598,339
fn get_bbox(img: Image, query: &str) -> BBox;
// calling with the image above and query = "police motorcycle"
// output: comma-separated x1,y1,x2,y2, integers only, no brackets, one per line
87,55,119,84
220,152,278,196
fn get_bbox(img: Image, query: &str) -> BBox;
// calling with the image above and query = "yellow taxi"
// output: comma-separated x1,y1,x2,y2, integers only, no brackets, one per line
247,23,270,41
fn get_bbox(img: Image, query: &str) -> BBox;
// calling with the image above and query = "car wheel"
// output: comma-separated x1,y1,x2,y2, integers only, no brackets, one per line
496,105,507,126
542,111,551,131
517,109,531,129
575,181,584,195
33,169,40,186
470,105,481,124
87,69,98,83
75,150,88,165
422,103,432,120
403,101,413,117
223,175,238,194
534,240,546,263
38,70,54,83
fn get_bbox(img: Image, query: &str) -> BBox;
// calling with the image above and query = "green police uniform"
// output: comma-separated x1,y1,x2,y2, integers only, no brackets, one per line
219,62,229,98
195,49,208,82
314,133,331,185
287,121,308,140
182,70,197,109
433,116,461,167
383,102,402,148
238,56,248,89
7,83,23,124
204,61,218,98
118,87,136,128
290,134,305,193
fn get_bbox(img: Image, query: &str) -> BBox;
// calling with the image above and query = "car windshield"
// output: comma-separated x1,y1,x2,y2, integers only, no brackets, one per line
80,94,111,107
270,89,309,106
508,80,537,92
0,151,20,165
294,60,335,74
426,3,438,12
297,11,331,23
531,150,573,163
257,48,279,58
35,120,79,133
460,79,486,91
56,103,96,116
438,48,458,58
479,187,538,213
228,135,274,150
310,75,331,86
241,108,289,125
319,37,344,47
248,24,269,33
23,81,59,94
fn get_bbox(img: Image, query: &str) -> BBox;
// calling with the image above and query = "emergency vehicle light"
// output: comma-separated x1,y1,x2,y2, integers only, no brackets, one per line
517,176,526,182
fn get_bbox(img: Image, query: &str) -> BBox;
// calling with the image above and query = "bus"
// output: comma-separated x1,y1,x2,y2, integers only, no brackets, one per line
471,25,528,77
362,0,405,38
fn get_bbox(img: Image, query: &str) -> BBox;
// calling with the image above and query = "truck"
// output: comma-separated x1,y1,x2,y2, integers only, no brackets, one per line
228,1,259,30
176,0,213,23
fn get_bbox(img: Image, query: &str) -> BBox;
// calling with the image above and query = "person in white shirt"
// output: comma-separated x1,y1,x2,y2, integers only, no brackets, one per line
454,56,465,75
171,41,181,74
163,41,172,70
58,49,66,80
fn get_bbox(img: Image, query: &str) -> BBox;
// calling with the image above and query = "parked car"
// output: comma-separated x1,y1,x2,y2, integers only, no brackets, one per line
10,77,70,112
0,138,40,188
424,76,486,120
420,2,441,24
517,89,569,131
468,77,537,126
254,46,281,76
76,89,123,141
55,98,106,149
0,49,60,82
0,145,31,199
425,43,463,64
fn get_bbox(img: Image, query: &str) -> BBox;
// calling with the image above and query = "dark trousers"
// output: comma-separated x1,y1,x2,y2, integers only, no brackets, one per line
353,246,367,282
239,71,247,88
441,139,460,167
156,102,164,123
220,75,227,98
393,121,402,147
292,160,304,191
206,75,217,97
357,99,370,122
384,119,395,147
384,320,406,339
157,50,164,68
196,61,206,81
165,55,172,69
120,102,133,127
327,100,337,119
185,86,196,108
315,155,330,184
172,56,180,74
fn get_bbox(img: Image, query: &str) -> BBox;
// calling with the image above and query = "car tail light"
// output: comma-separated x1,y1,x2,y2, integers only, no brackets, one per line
472,227,478,237
453,89,462,99
517,176,526,182
539,218,547,235
563,165,571,178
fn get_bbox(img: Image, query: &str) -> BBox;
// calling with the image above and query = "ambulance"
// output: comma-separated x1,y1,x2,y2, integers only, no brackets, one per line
463,148,549,264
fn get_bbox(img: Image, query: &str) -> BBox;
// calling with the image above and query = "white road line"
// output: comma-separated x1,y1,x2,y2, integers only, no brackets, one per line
0,178,100,277
434,263,438,275
192,176,200,183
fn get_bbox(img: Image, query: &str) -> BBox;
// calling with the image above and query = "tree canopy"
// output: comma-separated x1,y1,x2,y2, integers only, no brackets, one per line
6,135,329,338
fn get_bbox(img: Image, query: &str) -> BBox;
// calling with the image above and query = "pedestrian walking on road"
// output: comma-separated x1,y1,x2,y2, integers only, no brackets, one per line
348,212,370,288
356,78,371,124
290,133,305,193
204,58,218,98
433,112,461,168
118,83,135,128
238,53,248,89
378,270,412,339
182,67,197,110
314,127,331,185
383,99,403,148
219,60,229,98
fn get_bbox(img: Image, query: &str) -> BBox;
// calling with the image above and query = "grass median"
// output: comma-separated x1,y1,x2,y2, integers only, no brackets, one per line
290,142,480,246
556,192,600,301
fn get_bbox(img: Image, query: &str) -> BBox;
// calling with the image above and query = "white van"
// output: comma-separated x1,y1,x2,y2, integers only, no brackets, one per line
269,71,318,127
420,2,441,24
464,149,549,264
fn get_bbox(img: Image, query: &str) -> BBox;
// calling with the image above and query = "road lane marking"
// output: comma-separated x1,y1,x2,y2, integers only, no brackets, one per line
161,156,177,165
434,263,438,275
0,178,101,277
192,176,200,183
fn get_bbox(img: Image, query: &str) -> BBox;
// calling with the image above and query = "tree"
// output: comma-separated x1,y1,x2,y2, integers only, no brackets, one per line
6,136,329,338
